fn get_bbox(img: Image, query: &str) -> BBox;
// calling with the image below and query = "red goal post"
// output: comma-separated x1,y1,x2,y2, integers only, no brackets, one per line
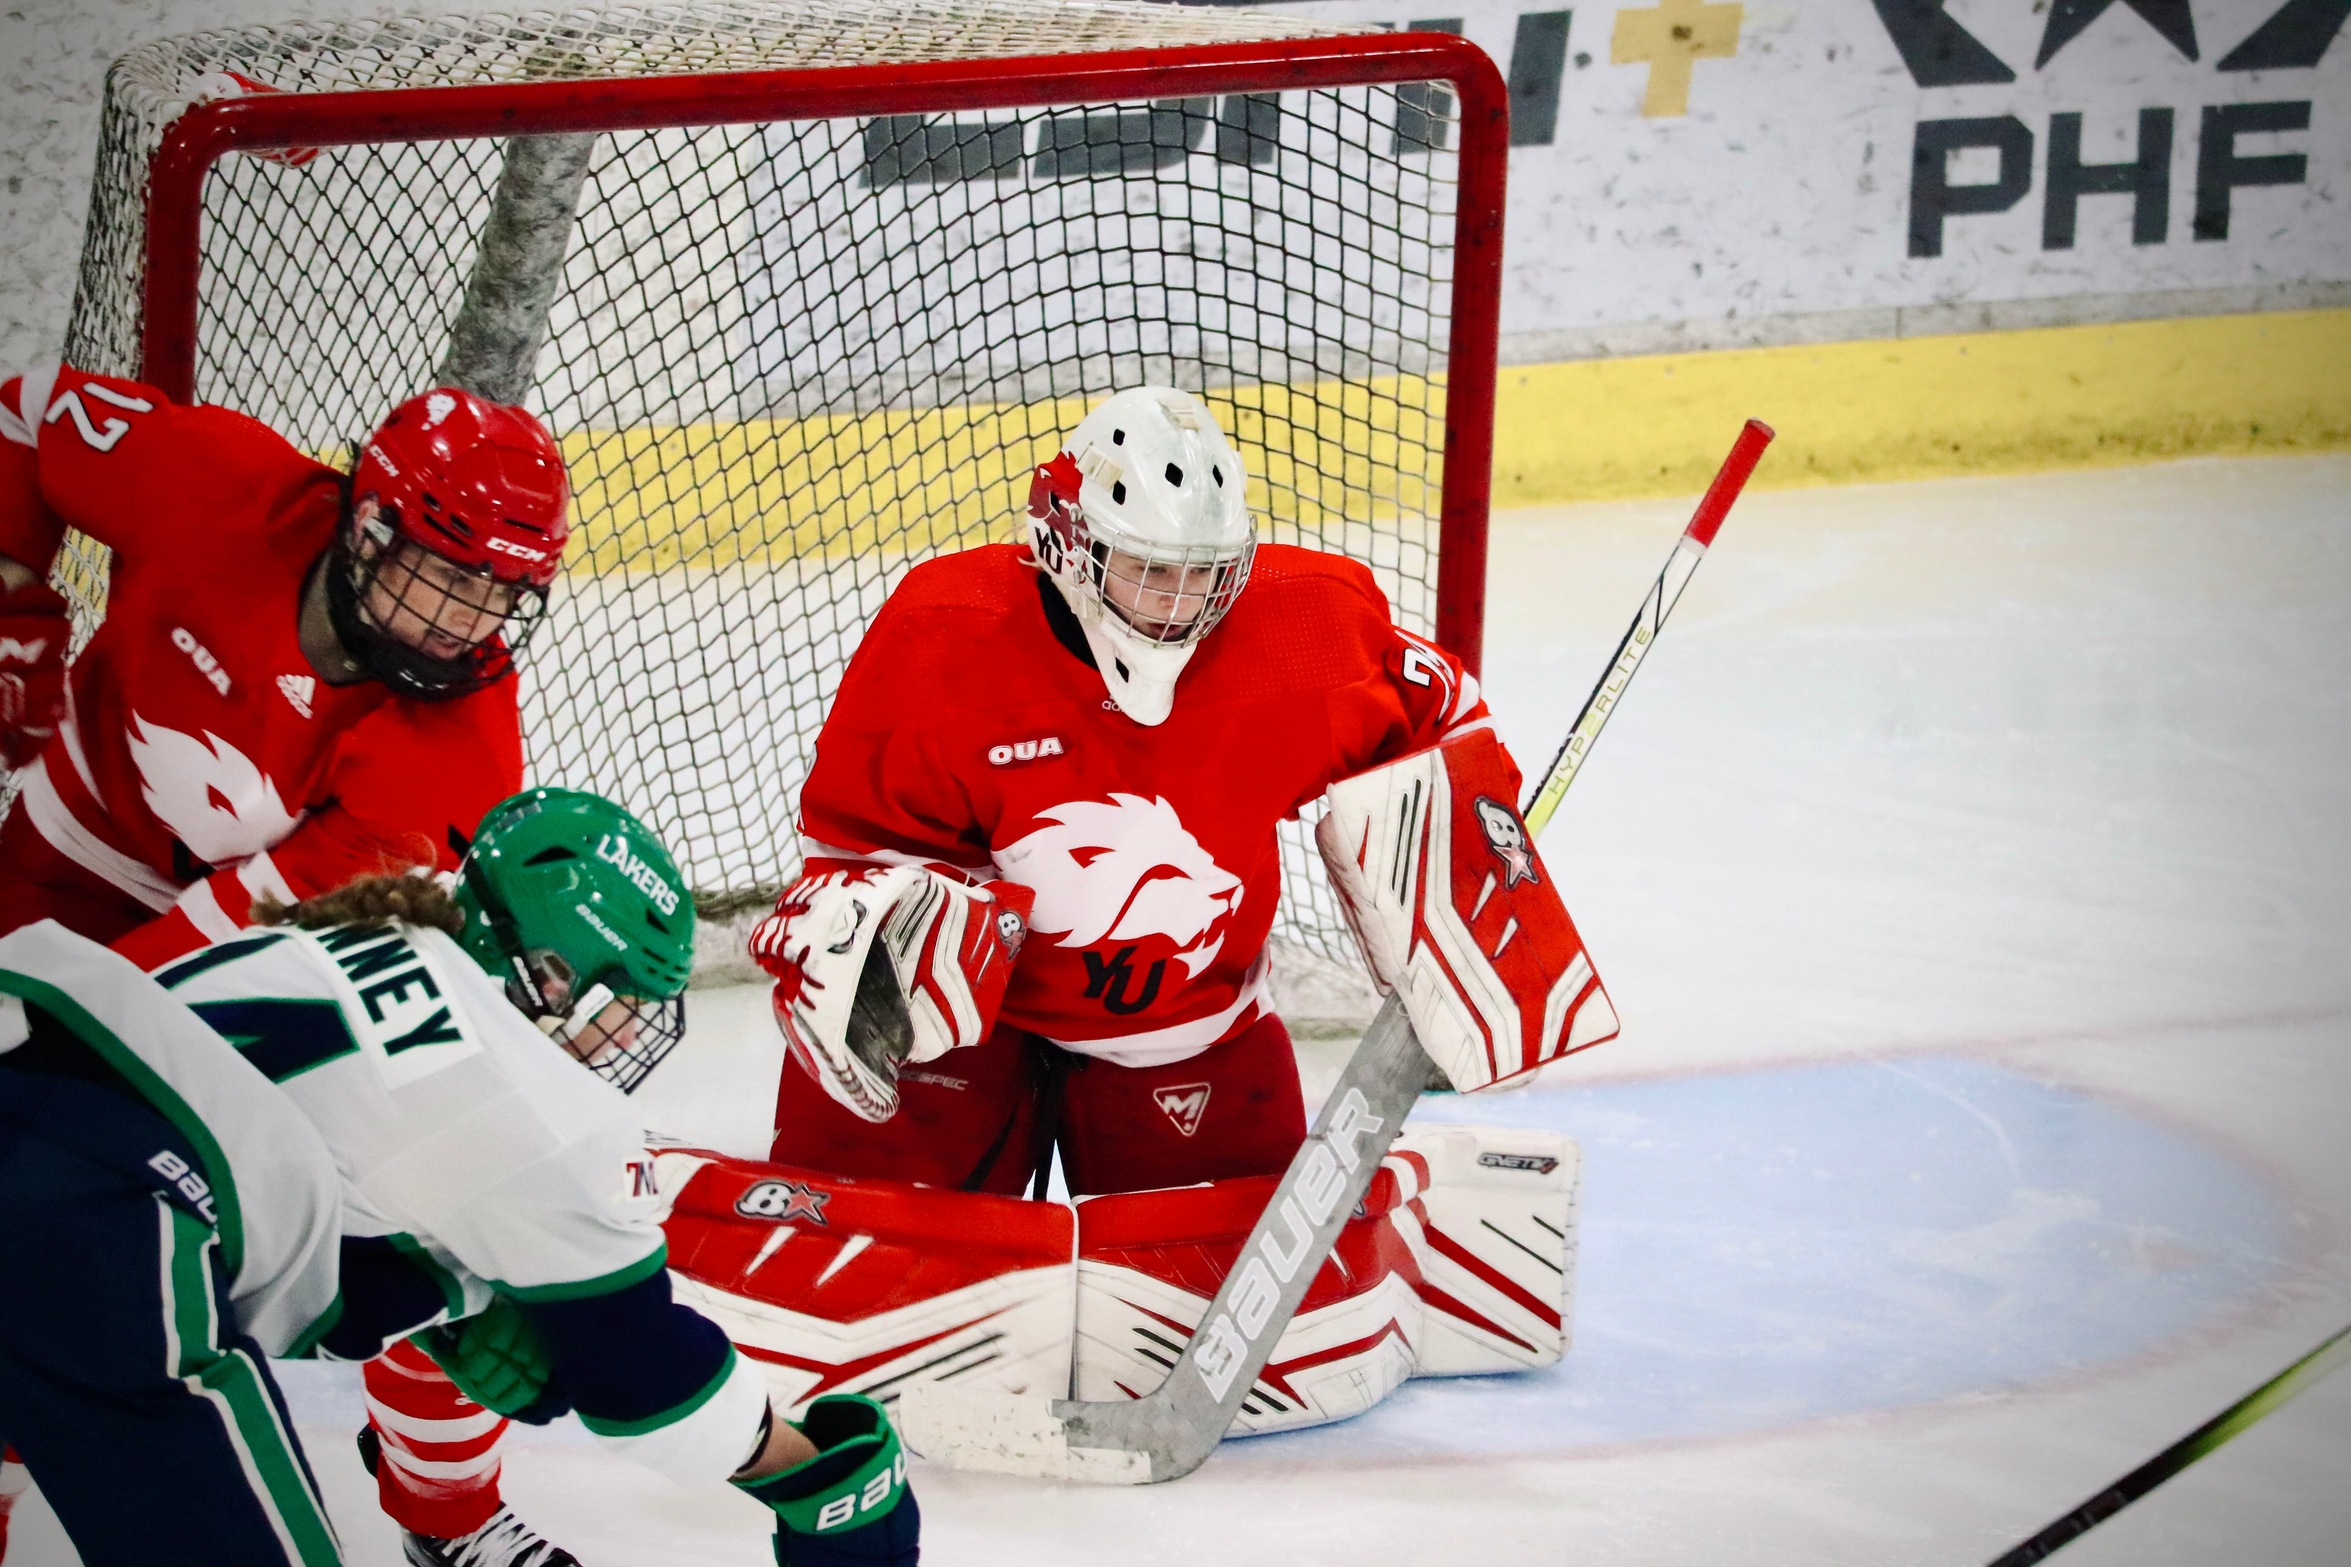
66,3,1509,973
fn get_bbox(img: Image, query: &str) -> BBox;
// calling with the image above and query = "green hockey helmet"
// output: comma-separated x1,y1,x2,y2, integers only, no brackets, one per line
452,787,696,1093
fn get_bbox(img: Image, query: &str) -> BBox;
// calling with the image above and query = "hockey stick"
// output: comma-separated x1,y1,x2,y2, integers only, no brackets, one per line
1524,417,1774,837
1985,1321,2351,1566
899,419,1776,1483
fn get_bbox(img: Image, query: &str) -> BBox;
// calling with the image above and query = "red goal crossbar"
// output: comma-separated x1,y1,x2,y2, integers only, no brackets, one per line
134,33,1506,669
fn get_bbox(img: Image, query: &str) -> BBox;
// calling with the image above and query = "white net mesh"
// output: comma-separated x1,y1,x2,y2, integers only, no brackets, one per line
56,0,1475,987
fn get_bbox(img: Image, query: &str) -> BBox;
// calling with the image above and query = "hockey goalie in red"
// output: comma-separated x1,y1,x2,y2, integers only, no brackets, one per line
0,367,561,965
755,385,1616,1186
693,388,1619,1443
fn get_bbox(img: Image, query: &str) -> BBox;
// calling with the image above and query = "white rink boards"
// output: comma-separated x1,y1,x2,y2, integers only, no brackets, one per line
13,454,2351,1566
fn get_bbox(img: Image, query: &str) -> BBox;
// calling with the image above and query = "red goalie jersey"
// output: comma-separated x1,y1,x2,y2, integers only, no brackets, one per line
798,542,1504,1066
0,368,521,960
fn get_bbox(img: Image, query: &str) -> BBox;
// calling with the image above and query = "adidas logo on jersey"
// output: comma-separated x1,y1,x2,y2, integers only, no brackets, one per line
277,673,315,718
1153,1082,1211,1137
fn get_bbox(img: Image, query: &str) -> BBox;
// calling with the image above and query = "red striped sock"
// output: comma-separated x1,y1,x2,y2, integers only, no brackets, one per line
362,1339,511,1540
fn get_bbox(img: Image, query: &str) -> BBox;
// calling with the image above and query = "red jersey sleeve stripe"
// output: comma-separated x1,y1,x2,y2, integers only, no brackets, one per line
0,366,59,449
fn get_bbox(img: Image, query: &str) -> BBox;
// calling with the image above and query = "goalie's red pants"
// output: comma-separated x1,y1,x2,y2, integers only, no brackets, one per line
362,1339,510,1541
771,1012,1309,1196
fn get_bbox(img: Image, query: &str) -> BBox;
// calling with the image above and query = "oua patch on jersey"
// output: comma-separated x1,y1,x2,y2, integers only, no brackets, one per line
175,925,482,1087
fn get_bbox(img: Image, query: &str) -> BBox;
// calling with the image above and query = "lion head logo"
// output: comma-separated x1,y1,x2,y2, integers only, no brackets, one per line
995,794,1243,979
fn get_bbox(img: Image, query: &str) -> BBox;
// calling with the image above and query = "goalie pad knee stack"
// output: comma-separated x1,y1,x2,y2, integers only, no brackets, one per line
658,1152,1076,1416
1317,730,1619,1092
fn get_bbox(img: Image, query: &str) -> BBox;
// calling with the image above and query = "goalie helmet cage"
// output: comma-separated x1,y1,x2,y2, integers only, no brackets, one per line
60,0,1505,972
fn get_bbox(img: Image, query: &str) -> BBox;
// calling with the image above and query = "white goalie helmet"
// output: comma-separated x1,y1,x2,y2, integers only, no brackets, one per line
1026,386,1256,726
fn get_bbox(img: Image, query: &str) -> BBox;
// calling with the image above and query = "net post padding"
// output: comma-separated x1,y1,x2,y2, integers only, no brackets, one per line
439,132,599,403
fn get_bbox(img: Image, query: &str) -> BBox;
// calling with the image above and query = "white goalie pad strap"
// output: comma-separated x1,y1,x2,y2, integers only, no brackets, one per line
1316,730,1620,1092
660,1153,1076,1415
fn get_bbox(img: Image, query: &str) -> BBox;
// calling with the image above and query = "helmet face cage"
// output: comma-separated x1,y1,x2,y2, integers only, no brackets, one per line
501,946,685,1095
599,994,686,1095
1082,534,1254,649
1025,443,1255,652
327,503,547,700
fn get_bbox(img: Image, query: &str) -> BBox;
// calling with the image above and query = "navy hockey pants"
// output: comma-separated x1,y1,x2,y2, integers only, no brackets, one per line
0,1058,341,1566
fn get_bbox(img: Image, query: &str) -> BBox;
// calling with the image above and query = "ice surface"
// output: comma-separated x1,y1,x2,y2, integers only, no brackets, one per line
12,455,2351,1565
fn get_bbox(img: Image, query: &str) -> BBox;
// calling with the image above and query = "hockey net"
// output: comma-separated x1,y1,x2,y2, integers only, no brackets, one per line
56,0,1494,997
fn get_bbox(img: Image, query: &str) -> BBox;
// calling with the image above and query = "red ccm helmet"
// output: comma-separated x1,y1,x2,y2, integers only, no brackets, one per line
328,388,570,699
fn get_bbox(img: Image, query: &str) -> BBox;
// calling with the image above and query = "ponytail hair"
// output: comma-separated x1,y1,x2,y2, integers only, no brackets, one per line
253,874,465,936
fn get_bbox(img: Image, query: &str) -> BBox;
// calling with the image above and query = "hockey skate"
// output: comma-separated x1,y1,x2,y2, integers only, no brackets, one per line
400,1505,583,1567
358,1426,581,1567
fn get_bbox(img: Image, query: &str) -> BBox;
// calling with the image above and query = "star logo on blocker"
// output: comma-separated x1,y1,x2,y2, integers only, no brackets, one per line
774,1181,829,1223
1473,797,1541,890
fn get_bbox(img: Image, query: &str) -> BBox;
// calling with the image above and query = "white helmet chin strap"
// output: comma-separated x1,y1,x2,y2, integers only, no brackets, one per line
1052,575,1197,726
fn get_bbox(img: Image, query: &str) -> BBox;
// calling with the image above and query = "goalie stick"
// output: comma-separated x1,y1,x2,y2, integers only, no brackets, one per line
1985,1320,2351,1566
899,418,1776,1483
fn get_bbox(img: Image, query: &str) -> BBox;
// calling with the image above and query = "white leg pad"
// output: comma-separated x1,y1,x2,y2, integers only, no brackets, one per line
1388,1124,1580,1376
1067,1122,1576,1438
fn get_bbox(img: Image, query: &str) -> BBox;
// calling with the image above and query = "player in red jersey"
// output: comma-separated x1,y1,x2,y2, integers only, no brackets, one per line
668,390,1606,1451
0,368,559,966
751,386,1503,1198
0,366,579,1564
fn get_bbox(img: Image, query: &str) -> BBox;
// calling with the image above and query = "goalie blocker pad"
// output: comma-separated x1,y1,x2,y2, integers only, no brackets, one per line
1317,730,1619,1092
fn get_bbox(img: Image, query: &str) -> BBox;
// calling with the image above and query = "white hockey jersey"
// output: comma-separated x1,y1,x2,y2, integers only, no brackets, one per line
154,921,663,1310
0,920,344,1357
151,919,770,1483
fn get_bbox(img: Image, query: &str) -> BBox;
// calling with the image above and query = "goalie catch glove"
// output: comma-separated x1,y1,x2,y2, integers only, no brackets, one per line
750,860,1033,1123
1316,729,1620,1093
0,578,69,771
734,1394,919,1567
